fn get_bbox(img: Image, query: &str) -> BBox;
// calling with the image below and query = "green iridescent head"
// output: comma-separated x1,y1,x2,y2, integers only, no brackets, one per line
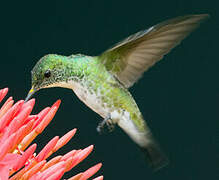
25,54,70,101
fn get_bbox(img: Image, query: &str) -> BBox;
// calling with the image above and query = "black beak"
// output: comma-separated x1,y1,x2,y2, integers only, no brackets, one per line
25,87,36,102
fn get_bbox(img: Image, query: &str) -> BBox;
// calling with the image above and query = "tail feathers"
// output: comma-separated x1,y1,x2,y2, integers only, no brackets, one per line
140,137,169,171
117,116,168,170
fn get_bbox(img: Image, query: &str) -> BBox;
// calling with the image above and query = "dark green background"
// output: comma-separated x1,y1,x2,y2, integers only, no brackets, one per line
0,0,218,179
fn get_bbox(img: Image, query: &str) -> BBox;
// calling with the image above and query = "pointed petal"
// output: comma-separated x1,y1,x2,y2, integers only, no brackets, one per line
19,129,38,151
53,129,77,153
36,136,59,162
32,107,50,129
60,150,77,161
20,106,59,151
36,106,58,134
93,176,103,180
93,175,104,180
10,120,34,152
0,100,24,133
6,106,32,137
0,88,8,103
23,115,38,126
23,99,35,110
0,133,16,161
68,173,83,180
37,107,50,119
38,161,65,179
65,156,79,172
51,99,61,109
68,145,94,171
0,97,14,118
79,163,102,180
41,156,62,171
74,145,93,163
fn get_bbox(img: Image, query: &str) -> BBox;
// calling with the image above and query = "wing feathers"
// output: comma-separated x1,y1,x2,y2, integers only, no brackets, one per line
99,14,209,88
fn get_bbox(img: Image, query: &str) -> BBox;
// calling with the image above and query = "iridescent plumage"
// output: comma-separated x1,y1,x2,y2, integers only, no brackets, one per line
26,14,209,170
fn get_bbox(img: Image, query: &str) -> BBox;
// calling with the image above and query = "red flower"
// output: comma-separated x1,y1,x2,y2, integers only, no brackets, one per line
0,88,103,180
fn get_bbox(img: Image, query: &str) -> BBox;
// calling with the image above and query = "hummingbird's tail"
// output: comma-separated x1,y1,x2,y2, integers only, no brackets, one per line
140,132,169,171
118,117,168,171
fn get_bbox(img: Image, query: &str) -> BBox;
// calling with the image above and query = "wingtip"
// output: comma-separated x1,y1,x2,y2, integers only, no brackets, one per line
198,13,210,18
194,13,210,20
186,14,210,22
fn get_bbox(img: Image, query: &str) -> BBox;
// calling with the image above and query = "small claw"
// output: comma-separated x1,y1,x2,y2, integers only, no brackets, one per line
96,120,106,134
96,113,115,134
106,120,115,132
96,126,102,134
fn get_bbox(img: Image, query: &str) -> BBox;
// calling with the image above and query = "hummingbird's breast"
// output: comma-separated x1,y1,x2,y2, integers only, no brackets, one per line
69,78,150,147
68,80,109,118
58,75,149,147
66,75,144,128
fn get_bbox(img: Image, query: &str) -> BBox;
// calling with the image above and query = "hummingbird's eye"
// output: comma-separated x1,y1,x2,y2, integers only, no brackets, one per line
44,70,51,78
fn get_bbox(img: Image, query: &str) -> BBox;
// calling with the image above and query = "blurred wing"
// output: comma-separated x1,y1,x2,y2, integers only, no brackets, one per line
99,14,209,88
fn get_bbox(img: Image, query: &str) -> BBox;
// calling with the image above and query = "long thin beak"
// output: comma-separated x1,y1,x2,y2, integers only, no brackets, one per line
25,87,36,102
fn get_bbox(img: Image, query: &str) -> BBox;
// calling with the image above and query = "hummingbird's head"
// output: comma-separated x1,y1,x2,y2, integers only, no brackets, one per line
25,54,68,101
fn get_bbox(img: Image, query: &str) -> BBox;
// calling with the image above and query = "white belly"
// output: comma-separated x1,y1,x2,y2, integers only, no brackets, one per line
72,82,108,117
46,80,149,146
48,80,108,118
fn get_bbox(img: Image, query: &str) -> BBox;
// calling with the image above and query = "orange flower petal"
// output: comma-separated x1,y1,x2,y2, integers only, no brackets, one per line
0,92,103,179
65,156,80,172
13,144,37,171
0,97,14,118
10,120,34,152
22,99,35,111
0,164,10,180
7,106,32,136
44,167,65,180
0,88,8,103
0,133,16,161
21,160,46,179
93,175,104,180
53,128,77,153
60,150,77,161
79,163,102,180
14,99,35,119
36,106,58,134
32,107,50,129
37,161,66,179
68,173,83,180
24,115,38,126
41,156,62,171
0,100,24,133
36,136,59,162
51,99,61,109
68,145,94,170
20,106,59,151
20,129,38,151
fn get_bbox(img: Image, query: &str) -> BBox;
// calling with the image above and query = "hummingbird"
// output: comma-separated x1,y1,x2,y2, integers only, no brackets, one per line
25,14,209,170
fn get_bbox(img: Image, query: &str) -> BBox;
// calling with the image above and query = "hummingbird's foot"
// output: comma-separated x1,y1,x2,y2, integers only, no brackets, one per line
97,114,115,134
